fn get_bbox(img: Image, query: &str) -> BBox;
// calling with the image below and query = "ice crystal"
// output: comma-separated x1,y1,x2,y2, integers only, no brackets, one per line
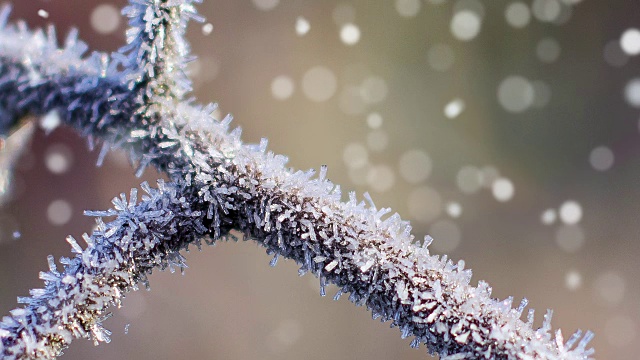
0,1,594,359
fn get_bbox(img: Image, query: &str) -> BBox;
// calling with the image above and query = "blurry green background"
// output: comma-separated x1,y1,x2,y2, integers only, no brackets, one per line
1,0,639,358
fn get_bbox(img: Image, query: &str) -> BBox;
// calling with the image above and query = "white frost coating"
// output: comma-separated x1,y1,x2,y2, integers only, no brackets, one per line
0,7,106,82
0,1,594,359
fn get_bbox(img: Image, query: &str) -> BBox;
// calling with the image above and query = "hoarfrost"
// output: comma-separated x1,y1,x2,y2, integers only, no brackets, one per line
0,1,594,359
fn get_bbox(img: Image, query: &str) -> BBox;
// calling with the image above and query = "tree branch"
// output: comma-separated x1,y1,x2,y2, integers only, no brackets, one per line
0,1,594,359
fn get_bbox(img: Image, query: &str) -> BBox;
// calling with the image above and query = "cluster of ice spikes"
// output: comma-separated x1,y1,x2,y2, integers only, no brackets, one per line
0,1,594,359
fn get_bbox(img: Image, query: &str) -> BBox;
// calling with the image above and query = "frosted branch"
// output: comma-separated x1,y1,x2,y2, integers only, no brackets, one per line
119,0,202,101
0,1,594,359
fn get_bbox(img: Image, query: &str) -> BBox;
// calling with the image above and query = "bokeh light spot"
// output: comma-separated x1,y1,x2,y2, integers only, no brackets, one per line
457,166,482,194
295,17,310,36
252,0,279,11
302,66,337,102
505,2,531,28
593,271,625,307
541,209,557,225
589,146,614,171
343,143,368,169
559,200,582,224
497,76,535,113
532,0,562,23
450,10,482,41
565,270,582,291
47,199,72,226
201,23,213,35
367,165,395,193
444,98,465,119
492,177,514,202
395,0,421,17
340,23,361,46
45,143,74,175
624,78,640,107
271,75,295,100
620,28,640,56
446,202,463,218
91,4,121,35
399,150,432,184
366,113,383,129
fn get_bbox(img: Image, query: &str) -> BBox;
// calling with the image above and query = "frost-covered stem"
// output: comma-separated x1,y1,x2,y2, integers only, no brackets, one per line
0,180,210,359
0,107,595,359
120,0,201,102
0,1,594,359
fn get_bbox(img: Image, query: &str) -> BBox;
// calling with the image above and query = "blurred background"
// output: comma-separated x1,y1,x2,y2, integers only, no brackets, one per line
1,0,639,358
